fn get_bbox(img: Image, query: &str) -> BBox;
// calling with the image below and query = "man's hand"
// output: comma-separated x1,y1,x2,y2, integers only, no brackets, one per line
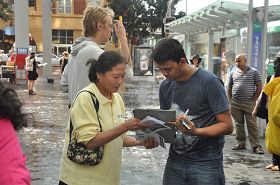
141,136,158,149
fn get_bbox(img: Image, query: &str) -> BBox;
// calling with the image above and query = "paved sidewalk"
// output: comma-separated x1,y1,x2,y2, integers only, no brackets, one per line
4,71,279,185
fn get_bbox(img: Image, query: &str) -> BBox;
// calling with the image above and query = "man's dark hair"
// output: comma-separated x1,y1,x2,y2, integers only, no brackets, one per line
150,38,187,65
87,51,125,83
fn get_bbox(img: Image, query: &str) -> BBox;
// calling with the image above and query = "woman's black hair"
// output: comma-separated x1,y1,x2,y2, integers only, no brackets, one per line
0,82,28,130
274,57,280,77
87,51,126,83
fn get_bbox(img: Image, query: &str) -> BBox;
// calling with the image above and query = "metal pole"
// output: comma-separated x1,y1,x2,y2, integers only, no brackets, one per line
247,0,253,66
186,0,187,15
257,0,269,138
208,30,214,73
262,0,269,82
234,25,241,55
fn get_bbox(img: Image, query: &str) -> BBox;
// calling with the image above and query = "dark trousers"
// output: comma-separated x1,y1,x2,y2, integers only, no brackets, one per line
275,154,280,172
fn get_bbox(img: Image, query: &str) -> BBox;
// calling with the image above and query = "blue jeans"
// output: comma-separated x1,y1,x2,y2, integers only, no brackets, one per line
163,156,225,185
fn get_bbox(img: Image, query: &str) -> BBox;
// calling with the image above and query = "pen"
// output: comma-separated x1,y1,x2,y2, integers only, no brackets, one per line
180,109,191,130
184,109,189,116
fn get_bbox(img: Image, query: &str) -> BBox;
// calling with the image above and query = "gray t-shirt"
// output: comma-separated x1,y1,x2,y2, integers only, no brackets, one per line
159,68,229,161
228,66,261,101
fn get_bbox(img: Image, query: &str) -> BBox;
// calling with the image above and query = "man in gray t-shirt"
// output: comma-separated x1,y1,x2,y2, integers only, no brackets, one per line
227,53,264,154
150,38,233,185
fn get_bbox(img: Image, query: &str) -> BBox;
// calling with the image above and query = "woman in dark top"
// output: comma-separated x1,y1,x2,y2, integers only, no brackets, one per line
25,52,38,95
60,51,69,74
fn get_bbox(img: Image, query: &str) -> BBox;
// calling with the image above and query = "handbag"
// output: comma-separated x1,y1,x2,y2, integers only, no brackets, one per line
256,92,268,119
67,90,104,166
256,76,271,119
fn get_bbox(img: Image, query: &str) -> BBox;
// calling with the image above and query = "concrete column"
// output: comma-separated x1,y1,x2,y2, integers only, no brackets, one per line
42,0,53,83
14,0,29,84
207,30,214,73
15,0,29,48
247,0,253,66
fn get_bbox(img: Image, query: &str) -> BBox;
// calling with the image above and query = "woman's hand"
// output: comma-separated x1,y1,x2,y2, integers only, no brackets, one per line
123,118,148,131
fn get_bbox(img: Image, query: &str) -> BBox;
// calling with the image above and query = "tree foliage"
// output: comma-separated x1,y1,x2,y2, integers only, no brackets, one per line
0,0,14,21
109,0,181,44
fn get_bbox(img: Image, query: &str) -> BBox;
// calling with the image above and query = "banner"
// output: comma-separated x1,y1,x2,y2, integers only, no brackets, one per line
251,8,263,73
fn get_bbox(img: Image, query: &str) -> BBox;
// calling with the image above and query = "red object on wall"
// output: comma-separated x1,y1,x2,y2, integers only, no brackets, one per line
74,0,86,14
16,48,28,69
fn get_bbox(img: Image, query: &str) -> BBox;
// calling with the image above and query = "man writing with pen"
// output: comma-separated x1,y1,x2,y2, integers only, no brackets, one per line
150,38,233,185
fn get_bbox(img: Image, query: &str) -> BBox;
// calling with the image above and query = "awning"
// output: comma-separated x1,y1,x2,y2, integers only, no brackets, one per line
166,0,280,35
4,26,15,35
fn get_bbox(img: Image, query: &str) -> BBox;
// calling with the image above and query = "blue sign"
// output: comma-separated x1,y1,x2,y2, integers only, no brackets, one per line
16,48,28,55
251,22,262,72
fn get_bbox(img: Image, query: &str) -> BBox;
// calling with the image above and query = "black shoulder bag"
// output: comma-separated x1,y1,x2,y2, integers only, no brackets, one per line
256,76,271,119
67,90,104,166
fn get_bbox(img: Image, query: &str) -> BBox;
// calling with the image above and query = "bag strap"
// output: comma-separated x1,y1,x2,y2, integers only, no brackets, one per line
69,90,102,141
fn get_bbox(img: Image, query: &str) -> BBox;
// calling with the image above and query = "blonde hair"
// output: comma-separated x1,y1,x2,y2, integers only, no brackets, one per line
82,6,114,37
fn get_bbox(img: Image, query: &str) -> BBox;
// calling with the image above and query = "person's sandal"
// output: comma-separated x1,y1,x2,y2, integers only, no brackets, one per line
253,145,264,154
232,145,246,150
265,164,276,169
271,166,279,171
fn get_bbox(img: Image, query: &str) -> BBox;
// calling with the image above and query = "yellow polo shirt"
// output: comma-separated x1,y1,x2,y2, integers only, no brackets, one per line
59,83,126,185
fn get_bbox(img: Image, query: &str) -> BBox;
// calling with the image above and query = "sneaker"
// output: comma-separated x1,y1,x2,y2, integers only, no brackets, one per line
253,145,264,154
232,144,246,150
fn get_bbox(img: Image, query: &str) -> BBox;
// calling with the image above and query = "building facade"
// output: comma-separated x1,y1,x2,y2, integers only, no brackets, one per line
0,0,105,56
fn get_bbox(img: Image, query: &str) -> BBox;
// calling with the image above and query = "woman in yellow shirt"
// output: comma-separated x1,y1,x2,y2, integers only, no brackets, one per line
263,56,280,172
59,51,158,185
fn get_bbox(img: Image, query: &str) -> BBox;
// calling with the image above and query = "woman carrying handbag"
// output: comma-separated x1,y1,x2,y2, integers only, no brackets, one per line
59,51,158,185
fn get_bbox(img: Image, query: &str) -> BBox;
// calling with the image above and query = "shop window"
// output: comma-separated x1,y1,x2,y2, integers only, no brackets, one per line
52,30,73,44
29,0,36,7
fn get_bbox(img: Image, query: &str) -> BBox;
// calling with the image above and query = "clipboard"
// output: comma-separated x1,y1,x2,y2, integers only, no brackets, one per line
133,109,176,143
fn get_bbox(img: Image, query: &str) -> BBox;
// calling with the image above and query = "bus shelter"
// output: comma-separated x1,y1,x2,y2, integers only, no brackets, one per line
165,0,280,82
165,0,280,137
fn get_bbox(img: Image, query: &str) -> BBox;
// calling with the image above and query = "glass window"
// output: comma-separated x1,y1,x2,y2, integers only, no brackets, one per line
29,0,36,7
52,29,73,44
52,30,59,37
59,0,72,14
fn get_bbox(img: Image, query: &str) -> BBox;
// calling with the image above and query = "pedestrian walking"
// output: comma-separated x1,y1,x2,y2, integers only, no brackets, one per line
59,51,158,185
150,38,233,185
61,6,130,104
263,55,280,171
227,53,264,154
60,51,69,74
25,52,39,95
0,81,30,185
